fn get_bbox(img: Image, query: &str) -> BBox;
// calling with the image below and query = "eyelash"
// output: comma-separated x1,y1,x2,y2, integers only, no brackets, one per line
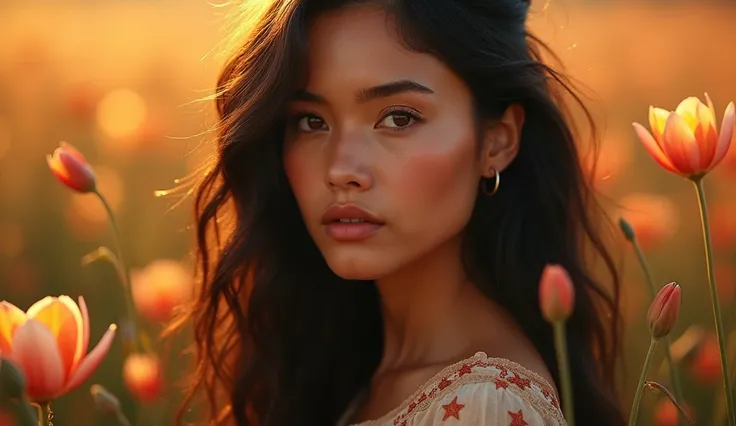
376,107,424,132
289,107,424,133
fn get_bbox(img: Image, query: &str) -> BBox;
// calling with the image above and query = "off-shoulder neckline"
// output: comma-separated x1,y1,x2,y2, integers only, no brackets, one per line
344,351,559,425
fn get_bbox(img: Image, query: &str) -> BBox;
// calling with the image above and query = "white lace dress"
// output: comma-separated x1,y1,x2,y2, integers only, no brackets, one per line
336,352,567,426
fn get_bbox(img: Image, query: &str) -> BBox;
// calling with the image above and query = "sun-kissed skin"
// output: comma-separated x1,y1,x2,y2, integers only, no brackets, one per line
282,5,555,422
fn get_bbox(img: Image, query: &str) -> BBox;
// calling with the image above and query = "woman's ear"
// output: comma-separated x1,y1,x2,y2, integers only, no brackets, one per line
479,103,525,178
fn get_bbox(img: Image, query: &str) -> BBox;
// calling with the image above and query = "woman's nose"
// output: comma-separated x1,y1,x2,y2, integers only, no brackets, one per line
325,135,374,192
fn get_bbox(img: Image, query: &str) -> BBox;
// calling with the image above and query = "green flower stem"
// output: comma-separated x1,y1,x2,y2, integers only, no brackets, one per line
693,178,735,425
644,381,694,425
629,338,658,426
34,403,41,426
95,190,140,352
631,240,686,415
553,321,575,426
116,412,133,426
40,404,52,426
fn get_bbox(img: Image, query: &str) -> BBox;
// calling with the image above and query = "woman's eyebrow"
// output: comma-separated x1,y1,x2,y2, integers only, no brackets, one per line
290,80,434,105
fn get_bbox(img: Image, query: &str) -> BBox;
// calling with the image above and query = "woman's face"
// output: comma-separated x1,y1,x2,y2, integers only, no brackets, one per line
283,5,486,280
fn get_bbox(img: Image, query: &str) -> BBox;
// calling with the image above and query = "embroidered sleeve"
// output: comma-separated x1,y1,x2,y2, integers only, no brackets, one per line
414,381,564,426
384,354,566,426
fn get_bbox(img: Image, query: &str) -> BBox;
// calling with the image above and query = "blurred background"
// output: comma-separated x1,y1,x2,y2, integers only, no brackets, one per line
1,0,736,425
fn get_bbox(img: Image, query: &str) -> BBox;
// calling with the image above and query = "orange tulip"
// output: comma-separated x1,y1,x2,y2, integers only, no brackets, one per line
647,282,681,339
633,93,735,178
131,259,193,322
690,335,722,384
46,142,96,193
122,353,162,402
0,296,116,402
618,193,679,249
710,201,736,251
538,264,575,323
653,398,693,426
716,262,735,304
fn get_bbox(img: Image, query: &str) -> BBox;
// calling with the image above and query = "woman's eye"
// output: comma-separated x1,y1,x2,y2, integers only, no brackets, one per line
297,115,328,132
377,111,420,130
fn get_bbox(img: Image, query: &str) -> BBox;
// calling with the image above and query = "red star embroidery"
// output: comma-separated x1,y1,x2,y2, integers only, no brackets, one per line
441,396,465,421
493,364,509,378
508,409,528,426
438,377,452,390
457,364,473,377
507,373,531,390
494,378,509,389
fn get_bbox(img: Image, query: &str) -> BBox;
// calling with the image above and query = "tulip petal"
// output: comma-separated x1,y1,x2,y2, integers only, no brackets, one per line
711,102,735,170
10,320,65,402
705,93,717,123
695,102,719,168
77,296,90,369
25,296,55,318
45,154,73,183
648,107,671,146
0,302,26,356
58,142,89,164
58,151,95,192
675,97,705,133
63,324,116,394
26,297,79,380
662,113,700,175
633,122,678,173
57,296,85,377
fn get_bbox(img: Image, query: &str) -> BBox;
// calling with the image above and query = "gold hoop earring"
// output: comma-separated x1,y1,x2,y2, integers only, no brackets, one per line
481,169,500,197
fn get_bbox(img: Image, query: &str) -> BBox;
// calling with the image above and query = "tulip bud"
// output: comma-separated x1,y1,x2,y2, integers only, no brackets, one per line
80,247,118,268
0,360,25,400
618,217,636,242
46,142,96,193
89,384,121,416
122,353,163,402
539,264,575,323
648,282,682,339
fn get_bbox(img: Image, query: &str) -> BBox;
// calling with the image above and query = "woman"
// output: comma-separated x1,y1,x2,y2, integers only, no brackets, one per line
176,0,625,424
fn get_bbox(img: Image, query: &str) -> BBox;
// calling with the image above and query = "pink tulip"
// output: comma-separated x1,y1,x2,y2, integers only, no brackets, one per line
648,282,682,339
633,94,735,178
538,264,575,323
0,296,116,402
122,353,162,402
131,259,193,322
46,142,96,193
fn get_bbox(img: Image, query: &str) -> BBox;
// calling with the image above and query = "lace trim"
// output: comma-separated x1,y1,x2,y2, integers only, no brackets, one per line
350,352,565,425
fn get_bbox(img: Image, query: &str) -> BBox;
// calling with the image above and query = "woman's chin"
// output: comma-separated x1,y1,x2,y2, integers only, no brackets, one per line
323,252,395,281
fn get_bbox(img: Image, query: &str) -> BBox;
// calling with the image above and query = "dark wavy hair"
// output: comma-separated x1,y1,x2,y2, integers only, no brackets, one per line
172,0,626,424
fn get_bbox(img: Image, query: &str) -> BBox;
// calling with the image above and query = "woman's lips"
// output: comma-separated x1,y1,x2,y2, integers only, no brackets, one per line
324,220,384,242
320,204,385,242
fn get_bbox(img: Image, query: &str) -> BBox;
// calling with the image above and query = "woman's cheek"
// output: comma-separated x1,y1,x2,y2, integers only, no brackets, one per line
394,140,478,232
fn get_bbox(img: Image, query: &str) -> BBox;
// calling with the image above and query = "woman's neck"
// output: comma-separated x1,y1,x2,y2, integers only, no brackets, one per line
374,236,483,372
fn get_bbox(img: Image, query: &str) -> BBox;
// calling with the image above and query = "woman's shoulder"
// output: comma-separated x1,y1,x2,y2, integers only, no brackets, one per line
348,352,566,426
